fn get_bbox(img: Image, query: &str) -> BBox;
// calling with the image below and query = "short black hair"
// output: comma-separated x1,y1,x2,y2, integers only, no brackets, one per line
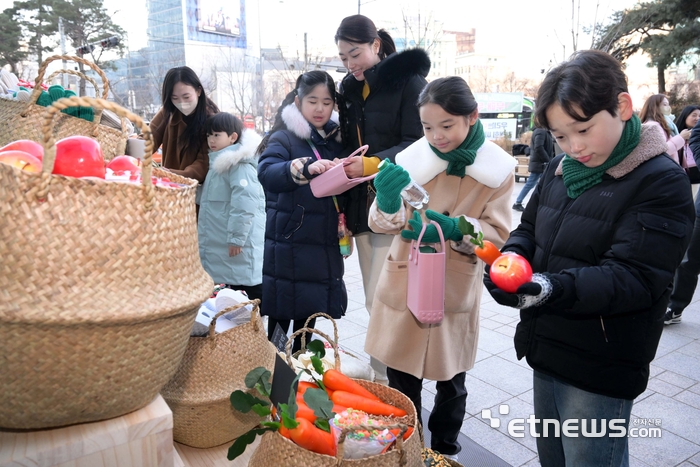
535,50,628,130
417,76,477,117
205,112,243,137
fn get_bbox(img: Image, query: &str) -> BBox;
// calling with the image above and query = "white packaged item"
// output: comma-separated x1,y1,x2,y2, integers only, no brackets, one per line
215,288,253,326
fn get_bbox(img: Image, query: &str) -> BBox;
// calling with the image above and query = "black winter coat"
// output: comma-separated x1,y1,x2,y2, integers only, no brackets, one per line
257,106,347,321
504,125,695,400
339,48,430,234
528,128,555,173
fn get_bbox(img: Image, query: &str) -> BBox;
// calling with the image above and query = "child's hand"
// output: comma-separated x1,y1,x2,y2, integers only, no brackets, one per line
342,156,364,179
229,245,242,257
308,159,336,175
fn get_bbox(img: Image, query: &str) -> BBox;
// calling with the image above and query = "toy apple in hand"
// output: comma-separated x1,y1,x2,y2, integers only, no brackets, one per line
0,150,42,172
490,253,533,293
0,140,44,161
53,135,105,179
106,155,140,173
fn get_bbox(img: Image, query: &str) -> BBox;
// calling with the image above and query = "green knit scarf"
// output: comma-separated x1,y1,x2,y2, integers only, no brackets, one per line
429,119,485,177
561,114,641,199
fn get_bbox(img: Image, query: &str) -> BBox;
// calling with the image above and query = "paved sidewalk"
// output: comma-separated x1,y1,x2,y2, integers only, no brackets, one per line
314,180,700,467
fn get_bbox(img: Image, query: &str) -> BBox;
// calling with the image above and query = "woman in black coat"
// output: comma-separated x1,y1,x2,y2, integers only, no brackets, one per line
335,14,430,382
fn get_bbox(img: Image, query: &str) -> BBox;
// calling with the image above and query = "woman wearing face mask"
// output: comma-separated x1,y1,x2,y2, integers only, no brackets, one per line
334,14,430,384
149,66,220,183
639,94,690,164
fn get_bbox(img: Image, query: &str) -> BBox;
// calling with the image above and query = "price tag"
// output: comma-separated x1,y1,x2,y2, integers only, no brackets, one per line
270,323,289,353
270,353,298,409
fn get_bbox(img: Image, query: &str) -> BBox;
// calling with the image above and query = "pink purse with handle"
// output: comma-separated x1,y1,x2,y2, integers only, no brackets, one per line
407,220,446,324
310,145,377,198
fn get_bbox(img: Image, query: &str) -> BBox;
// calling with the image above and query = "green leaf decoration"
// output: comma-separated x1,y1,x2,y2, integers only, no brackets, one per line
230,390,269,413
310,355,325,376
278,371,304,429
314,418,331,433
245,367,272,396
251,403,272,417
261,421,281,430
281,410,300,429
306,339,326,358
457,216,474,236
304,388,335,419
227,428,270,461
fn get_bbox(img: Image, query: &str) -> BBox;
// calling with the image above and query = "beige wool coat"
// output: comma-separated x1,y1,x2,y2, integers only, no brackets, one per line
364,137,515,381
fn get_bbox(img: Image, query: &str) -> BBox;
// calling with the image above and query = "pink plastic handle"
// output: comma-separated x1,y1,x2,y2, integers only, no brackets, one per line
411,220,446,265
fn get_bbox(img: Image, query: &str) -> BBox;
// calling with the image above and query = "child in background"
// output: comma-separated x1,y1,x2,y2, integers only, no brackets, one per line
198,113,265,300
257,70,347,353
366,76,515,460
485,50,695,466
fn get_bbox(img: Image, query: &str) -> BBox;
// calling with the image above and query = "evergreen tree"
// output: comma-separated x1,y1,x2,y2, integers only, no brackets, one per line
13,0,60,67
0,7,27,73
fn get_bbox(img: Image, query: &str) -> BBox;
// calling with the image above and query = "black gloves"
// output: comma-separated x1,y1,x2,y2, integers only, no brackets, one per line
484,271,567,309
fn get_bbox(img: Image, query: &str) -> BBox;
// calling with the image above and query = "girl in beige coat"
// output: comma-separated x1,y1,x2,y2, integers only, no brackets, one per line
365,77,514,458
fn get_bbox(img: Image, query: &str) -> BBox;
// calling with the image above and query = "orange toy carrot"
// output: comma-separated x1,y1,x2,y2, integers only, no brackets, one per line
297,381,319,395
389,426,414,441
331,391,407,417
295,400,346,423
279,424,292,439
289,417,337,456
323,369,380,401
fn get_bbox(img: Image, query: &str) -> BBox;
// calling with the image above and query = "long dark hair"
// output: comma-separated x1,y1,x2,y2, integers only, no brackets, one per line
535,50,628,130
161,66,219,157
640,94,670,138
334,15,396,60
417,76,478,117
676,105,700,133
256,70,337,155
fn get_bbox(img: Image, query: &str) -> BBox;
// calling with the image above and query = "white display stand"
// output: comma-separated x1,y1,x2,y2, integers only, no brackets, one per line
0,395,175,467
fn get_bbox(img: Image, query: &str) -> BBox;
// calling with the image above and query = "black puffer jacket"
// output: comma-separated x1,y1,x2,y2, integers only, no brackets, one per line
257,105,347,321
528,128,555,173
504,124,695,400
339,48,430,234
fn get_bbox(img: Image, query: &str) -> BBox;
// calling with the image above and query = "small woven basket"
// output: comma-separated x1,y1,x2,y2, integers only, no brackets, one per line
161,299,278,448
248,325,423,466
0,55,127,160
0,96,212,429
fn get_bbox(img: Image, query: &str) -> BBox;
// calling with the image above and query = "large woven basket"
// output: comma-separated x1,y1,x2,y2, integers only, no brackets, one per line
0,54,127,160
248,325,423,467
0,96,212,429
161,299,277,448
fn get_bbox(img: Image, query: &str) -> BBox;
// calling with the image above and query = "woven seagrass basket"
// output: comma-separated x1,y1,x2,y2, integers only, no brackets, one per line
0,55,127,160
248,324,423,467
0,96,212,429
161,299,278,448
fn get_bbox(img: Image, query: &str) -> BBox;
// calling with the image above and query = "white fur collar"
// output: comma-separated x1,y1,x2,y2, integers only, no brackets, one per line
281,103,341,142
396,136,516,188
211,129,263,174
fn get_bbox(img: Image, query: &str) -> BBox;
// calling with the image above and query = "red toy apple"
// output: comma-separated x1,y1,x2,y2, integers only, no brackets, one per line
490,253,533,293
53,135,105,179
0,140,44,161
0,150,42,172
106,155,141,173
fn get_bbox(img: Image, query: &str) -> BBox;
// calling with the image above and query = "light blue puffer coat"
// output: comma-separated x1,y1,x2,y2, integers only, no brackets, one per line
198,129,265,286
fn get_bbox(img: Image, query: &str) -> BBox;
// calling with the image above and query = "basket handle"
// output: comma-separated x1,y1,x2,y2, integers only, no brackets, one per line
26,55,110,123
335,423,409,466
38,96,155,208
285,327,340,371
207,299,262,338
46,69,103,99
299,312,339,356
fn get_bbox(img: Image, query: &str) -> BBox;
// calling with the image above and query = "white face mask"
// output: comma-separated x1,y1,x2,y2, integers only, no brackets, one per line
661,104,671,116
174,99,197,116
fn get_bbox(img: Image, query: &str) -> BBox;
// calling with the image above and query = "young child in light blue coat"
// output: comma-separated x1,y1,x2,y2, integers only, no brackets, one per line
198,113,265,300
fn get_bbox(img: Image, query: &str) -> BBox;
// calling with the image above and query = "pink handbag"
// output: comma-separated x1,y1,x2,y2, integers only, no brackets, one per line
407,220,446,324
310,145,377,198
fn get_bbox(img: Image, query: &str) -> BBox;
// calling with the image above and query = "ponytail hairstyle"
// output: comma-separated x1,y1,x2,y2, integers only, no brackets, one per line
334,15,396,60
161,66,220,157
256,70,337,155
417,76,478,118
640,94,671,138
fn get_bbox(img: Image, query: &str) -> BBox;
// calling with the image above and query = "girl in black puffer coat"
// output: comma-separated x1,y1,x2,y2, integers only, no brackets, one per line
257,71,347,353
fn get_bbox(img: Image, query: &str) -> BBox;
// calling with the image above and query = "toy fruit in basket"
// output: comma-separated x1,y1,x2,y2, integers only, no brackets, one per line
0,150,42,172
490,253,533,293
0,140,44,161
53,135,105,179
106,155,140,173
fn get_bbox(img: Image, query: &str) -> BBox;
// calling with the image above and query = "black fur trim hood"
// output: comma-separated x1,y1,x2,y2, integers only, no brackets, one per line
341,48,431,93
